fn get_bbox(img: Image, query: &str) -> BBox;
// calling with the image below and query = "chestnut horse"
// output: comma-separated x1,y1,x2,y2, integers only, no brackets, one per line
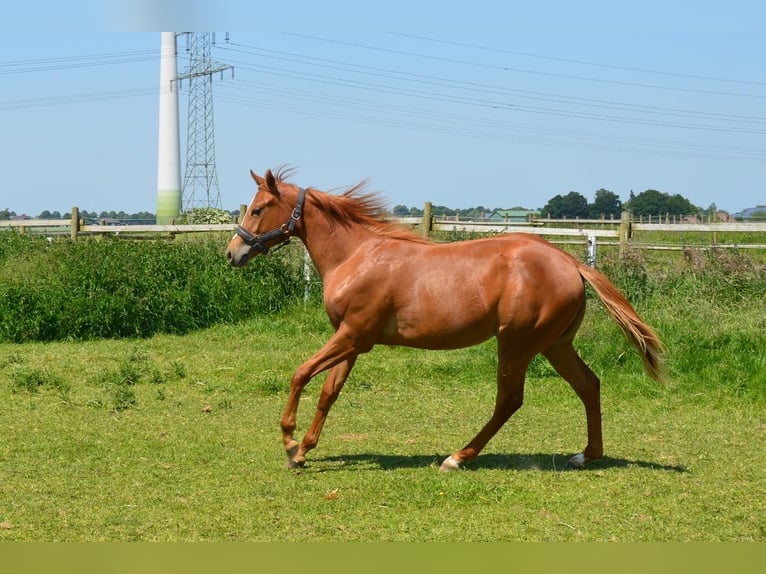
226,168,664,472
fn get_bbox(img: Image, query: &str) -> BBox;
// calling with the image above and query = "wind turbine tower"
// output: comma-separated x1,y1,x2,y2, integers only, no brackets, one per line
156,32,182,224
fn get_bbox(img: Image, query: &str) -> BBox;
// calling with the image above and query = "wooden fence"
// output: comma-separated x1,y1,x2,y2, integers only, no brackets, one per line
420,218,766,243
3,206,766,263
0,207,238,240
415,208,766,253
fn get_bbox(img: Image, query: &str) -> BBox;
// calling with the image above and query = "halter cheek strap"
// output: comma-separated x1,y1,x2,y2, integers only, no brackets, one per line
235,187,306,255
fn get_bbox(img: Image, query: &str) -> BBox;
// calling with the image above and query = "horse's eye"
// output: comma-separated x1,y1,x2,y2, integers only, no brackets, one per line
252,207,262,217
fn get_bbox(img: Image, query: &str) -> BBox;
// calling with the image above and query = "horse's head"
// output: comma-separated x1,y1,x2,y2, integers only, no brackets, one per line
226,169,306,267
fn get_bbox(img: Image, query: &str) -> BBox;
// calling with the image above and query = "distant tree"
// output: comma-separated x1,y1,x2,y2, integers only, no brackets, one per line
588,188,622,218
392,205,410,217
448,206,488,219
81,210,157,223
626,189,699,217
79,210,98,220
0,209,16,220
408,206,423,217
541,195,563,218
541,191,588,218
667,194,698,216
432,205,456,217
625,189,663,216
131,211,156,223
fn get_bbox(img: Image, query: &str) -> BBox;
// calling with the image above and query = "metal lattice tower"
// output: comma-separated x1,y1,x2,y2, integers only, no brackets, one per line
179,33,232,217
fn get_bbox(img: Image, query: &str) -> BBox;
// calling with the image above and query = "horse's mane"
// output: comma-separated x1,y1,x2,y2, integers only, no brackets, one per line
272,167,430,244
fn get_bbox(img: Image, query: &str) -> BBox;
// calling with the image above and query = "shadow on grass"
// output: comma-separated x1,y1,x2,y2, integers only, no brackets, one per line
312,452,688,473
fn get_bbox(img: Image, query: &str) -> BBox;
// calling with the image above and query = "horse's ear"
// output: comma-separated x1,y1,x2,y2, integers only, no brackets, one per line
250,169,265,186
265,169,281,198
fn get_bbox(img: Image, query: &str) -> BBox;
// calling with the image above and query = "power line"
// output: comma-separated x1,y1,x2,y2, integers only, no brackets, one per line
211,33,766,161
217,56,766,137
389,31,766,87
0,88,155,110
0,49,157,75
283,32,766,100
221,41,766,126
216,78,766,162
2,34,762,170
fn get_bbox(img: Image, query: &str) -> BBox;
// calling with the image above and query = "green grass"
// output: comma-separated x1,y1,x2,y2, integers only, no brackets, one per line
0,233,313,342
1,299,764,541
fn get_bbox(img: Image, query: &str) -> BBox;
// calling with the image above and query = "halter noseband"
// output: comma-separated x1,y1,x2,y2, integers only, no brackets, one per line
235,187,306,255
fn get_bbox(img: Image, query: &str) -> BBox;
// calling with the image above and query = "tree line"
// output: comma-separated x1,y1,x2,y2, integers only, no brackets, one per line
540,188,702,219
0,188,725,223
0,208,240,224
395,188,711,220
0,208,157,223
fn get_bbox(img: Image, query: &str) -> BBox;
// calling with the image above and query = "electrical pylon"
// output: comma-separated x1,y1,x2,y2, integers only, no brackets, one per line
178,32,232,218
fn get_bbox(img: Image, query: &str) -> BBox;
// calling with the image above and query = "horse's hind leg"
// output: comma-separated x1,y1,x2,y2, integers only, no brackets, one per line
543,342,603,468
440,341,531,472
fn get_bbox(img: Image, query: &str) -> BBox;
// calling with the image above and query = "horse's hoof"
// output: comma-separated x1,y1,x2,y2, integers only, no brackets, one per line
439,455,461,472
285,440,299,459
564,453,586,469
286,458,305,469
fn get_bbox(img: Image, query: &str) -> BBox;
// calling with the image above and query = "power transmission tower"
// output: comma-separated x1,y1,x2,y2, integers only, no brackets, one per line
178,32,232,218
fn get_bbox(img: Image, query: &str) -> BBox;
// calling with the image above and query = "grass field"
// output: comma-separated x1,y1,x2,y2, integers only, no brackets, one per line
1,297,764,541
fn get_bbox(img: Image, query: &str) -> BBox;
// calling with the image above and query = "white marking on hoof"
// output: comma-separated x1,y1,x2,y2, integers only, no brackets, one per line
285,441,299,459
439,455,461,472
566,453,586,469
285,441,303,468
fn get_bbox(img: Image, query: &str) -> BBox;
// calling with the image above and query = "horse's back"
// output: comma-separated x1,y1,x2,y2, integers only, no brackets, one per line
341,232,587,350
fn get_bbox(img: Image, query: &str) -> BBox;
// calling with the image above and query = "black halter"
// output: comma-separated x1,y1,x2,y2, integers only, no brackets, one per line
235,187,306,255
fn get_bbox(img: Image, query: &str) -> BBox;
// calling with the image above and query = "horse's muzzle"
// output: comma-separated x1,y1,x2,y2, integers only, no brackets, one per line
226,246,250,267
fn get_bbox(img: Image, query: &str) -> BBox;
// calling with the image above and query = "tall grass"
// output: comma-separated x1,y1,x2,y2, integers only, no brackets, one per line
588,246,766,400
0,232,310,342
598,245,766,305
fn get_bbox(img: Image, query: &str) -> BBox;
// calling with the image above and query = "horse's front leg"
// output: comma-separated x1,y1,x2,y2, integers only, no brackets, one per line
280,363,308,466
289,358,356,467
280,326,361,468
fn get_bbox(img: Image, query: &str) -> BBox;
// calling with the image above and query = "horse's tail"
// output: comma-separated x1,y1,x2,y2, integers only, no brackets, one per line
577,263,665,382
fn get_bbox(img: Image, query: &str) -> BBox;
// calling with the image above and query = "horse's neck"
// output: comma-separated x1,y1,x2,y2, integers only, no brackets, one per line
299,211,371,279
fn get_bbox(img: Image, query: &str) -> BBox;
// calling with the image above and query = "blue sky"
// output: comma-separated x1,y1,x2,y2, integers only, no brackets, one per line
2,1,764,216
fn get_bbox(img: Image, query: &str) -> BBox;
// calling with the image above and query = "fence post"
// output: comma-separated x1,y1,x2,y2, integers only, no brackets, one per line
422,202,433,237
303,247,312,304
238,204,247,224
587,234,597,267
619,211,631,256
70,207,79,240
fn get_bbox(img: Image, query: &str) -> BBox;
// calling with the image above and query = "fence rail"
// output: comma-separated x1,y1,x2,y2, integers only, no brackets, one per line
3,207,766,263
0,216,237,239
